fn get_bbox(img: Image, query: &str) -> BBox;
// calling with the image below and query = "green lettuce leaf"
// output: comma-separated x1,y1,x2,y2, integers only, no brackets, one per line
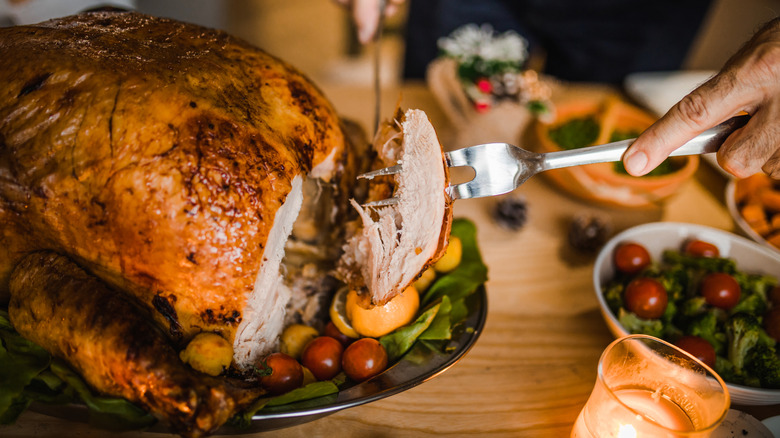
419,295,452,341
50,360,156,430
0,310,51,424
230,380,340,428
380,302,441,362
422,219,487,306
0,308,155,430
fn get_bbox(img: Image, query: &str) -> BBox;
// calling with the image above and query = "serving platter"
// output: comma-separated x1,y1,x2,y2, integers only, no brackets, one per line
29,287,488,435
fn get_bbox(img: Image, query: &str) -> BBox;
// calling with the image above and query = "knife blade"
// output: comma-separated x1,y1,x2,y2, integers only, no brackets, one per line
373,0,386,136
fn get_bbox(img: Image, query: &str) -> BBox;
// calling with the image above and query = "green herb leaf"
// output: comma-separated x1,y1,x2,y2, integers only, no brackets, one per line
419,296,452,341
423,219,487,306
0,311,51,423
265,381,339,407
231,380,340,428
253,362,272,377
380,302,441,362
449,296,469,328
50,360,156,430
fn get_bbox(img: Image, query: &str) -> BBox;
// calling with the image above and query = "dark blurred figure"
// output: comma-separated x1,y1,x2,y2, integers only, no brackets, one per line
402,0,713,83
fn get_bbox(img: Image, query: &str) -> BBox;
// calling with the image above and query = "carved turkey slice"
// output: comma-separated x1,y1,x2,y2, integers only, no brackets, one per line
338,108,453,305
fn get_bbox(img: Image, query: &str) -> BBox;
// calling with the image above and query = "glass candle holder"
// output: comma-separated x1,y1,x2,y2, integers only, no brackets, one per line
572,334,729,437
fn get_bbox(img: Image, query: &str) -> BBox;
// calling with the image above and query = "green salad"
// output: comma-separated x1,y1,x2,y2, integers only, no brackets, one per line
603,239,780,389
0,218,488,430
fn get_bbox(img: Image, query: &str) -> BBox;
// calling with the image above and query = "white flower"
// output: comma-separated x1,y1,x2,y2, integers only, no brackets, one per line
437,23,528,65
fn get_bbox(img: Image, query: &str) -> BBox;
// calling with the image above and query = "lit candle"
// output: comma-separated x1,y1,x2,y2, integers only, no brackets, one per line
617,424,636,438
616,388,694,432
571,335,729,438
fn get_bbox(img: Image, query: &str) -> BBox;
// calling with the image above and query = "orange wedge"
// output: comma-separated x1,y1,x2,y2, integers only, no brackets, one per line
330,287,360,339
346,286,420,338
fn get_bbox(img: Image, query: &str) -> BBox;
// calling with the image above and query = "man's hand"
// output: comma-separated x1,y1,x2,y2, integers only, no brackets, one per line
624,18,780,179
334,0,405,44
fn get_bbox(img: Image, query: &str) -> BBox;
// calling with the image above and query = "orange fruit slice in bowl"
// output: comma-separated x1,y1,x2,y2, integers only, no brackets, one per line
346,286,420,338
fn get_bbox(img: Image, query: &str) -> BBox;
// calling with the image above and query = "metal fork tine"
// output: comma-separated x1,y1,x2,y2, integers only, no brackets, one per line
362,197,399,208
357,164,402,180
444,149,471,167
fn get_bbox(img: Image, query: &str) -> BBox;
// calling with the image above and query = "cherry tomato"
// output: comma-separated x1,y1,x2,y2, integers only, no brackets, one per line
614,243,651,275
342,338,388,382
258,352,303,395
700,272,741,310
674,335,717,368
765,307,780,342
301,336,343,381
624,277,667,319
324,321,354,347
683,240,720,258
769,286,780,306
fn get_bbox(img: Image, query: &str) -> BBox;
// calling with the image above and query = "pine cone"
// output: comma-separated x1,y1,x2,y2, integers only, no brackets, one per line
492,196,528,231
568,213,612,253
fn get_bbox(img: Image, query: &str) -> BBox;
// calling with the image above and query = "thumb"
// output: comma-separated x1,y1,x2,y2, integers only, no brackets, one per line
623,75,743,176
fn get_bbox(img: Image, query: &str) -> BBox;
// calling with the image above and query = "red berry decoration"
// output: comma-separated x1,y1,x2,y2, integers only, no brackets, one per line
476,78,493,94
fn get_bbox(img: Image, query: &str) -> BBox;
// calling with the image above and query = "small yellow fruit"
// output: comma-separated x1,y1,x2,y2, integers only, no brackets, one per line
280,324,319,359
301,366,317,385
413,267,437,292
346,286,419,338
434,236,462,273
179,332,233,376
330,287,360,339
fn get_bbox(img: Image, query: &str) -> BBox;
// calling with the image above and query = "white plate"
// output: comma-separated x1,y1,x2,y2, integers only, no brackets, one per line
593,221,780,405
713,410,774,437
762,415,780,436
624,71,716,117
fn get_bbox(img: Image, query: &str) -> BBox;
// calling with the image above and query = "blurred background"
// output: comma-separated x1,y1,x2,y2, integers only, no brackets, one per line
2,0,778,88
1,0,779,139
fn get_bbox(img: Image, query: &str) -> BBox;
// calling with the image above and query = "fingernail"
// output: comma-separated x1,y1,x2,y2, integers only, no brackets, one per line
624,151,648,175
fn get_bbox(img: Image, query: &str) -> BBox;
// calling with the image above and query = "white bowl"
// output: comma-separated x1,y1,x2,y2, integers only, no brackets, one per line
725,179,780,255
593,221,780,405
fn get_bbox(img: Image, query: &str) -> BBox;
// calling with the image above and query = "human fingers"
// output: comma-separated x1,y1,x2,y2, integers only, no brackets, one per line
717,106,780,178
624,18,780,177
622,73,748,176
353,0,381,44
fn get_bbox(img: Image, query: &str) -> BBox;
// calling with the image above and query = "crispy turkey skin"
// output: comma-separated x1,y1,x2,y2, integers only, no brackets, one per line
0,11,348,366
0,11,452,437
9,252,264,438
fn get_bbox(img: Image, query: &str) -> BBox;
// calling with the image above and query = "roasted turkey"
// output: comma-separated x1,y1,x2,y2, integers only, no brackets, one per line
0,11,354,370
0,10,451,437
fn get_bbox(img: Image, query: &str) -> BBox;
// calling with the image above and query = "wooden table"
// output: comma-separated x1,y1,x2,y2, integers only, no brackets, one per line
6,82,779,437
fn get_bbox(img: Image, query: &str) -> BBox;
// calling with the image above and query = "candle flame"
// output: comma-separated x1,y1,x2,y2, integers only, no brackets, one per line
617,424,637,438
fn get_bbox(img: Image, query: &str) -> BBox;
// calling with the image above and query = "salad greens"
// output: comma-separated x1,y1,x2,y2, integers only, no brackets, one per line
604,249,780,388
0,217,488,429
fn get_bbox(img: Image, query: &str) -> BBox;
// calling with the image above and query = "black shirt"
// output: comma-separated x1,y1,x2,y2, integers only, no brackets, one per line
403,0,713,84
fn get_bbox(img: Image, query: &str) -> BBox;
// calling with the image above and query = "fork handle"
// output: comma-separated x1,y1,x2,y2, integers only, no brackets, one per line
540,114,750,171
